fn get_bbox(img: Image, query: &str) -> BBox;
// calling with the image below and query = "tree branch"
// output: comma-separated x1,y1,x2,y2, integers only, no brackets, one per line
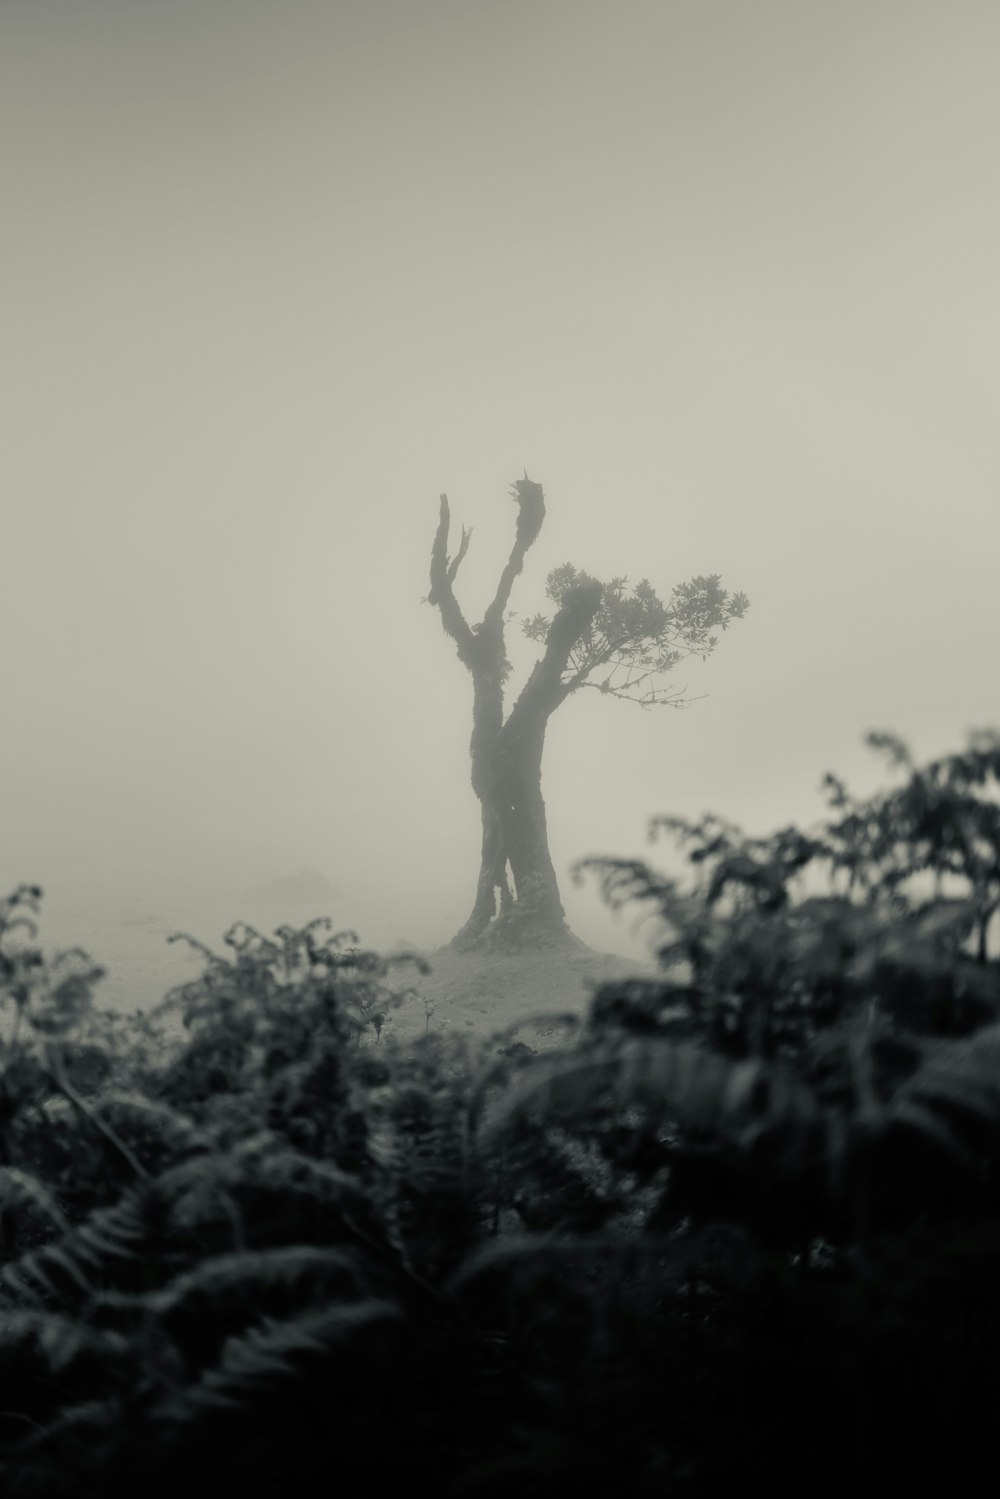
505,578,604,733
448,523,472,585
575,678,696,708
482,475,546,631
428,494,477,668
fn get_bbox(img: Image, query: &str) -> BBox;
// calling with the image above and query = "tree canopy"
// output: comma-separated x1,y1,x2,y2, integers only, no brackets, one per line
522,562,749,707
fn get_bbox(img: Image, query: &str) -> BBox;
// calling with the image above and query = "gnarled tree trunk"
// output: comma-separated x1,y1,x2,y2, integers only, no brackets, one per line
428,479,600,952
453,722,564,949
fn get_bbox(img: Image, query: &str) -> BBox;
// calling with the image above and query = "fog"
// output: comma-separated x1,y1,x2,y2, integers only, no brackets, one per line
3,1,999,1007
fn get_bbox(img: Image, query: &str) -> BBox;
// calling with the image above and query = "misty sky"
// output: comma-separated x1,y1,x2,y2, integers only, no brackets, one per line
3,0,999,965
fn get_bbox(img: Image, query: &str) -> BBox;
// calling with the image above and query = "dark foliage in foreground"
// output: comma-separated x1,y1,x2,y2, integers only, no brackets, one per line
2,731,1000,1495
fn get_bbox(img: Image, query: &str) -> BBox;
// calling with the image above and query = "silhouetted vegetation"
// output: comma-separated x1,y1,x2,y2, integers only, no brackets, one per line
2,730,1000,1494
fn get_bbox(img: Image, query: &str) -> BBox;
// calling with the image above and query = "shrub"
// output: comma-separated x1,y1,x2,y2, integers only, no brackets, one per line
2,732,1000,1493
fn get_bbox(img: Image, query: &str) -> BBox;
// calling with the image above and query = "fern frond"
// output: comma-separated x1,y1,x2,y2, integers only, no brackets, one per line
475,1046,624,1147
5,1395,126,1493
478,1040,760,1144
886,1101,978,1166
152,1143,376,1262
478,1037,827,1230
884,1022,1000,1160
1,1243,93,1305
156,1300,401,1422
81,1246,375,1374
70,1190,155,1268
148,1244,367,1322
1,1187,155,1305
0,1307,131,1372
0,1167,68,1235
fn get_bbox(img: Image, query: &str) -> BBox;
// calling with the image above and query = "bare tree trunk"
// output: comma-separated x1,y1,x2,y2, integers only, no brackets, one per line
451,731,570,951
449,580,603,952
451,794,508,947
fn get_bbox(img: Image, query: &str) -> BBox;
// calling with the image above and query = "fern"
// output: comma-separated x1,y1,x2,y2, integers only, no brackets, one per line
155,1299,403,1422
0,1307,130,1374
872,1021,1000,1207
150,1243,366,1314
1,1185,161,1305
4,1397,125,1496
0,1167,68,1238
478,1037,818,1151
85,1244,373,1377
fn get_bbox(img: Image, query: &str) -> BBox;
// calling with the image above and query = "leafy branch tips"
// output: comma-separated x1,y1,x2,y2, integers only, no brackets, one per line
523,563,749,706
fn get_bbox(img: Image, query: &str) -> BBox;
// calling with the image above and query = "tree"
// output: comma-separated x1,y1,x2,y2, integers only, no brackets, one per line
427,475,749,951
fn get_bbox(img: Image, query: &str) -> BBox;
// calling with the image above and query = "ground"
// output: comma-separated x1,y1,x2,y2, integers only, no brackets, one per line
380,943,657,1050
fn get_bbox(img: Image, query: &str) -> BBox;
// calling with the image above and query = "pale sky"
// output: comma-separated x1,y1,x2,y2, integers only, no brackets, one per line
3,0,999,972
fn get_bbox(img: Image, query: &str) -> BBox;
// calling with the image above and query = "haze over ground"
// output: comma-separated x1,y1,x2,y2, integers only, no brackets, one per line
3,1,999,1007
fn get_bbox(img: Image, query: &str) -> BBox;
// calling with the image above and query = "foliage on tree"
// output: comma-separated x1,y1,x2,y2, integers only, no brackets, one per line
521,562,745,707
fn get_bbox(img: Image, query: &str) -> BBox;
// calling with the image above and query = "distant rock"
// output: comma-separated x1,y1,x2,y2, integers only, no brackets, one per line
243,870,337,907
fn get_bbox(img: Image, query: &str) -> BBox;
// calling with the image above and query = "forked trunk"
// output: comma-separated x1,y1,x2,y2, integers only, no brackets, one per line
450,716,576,952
